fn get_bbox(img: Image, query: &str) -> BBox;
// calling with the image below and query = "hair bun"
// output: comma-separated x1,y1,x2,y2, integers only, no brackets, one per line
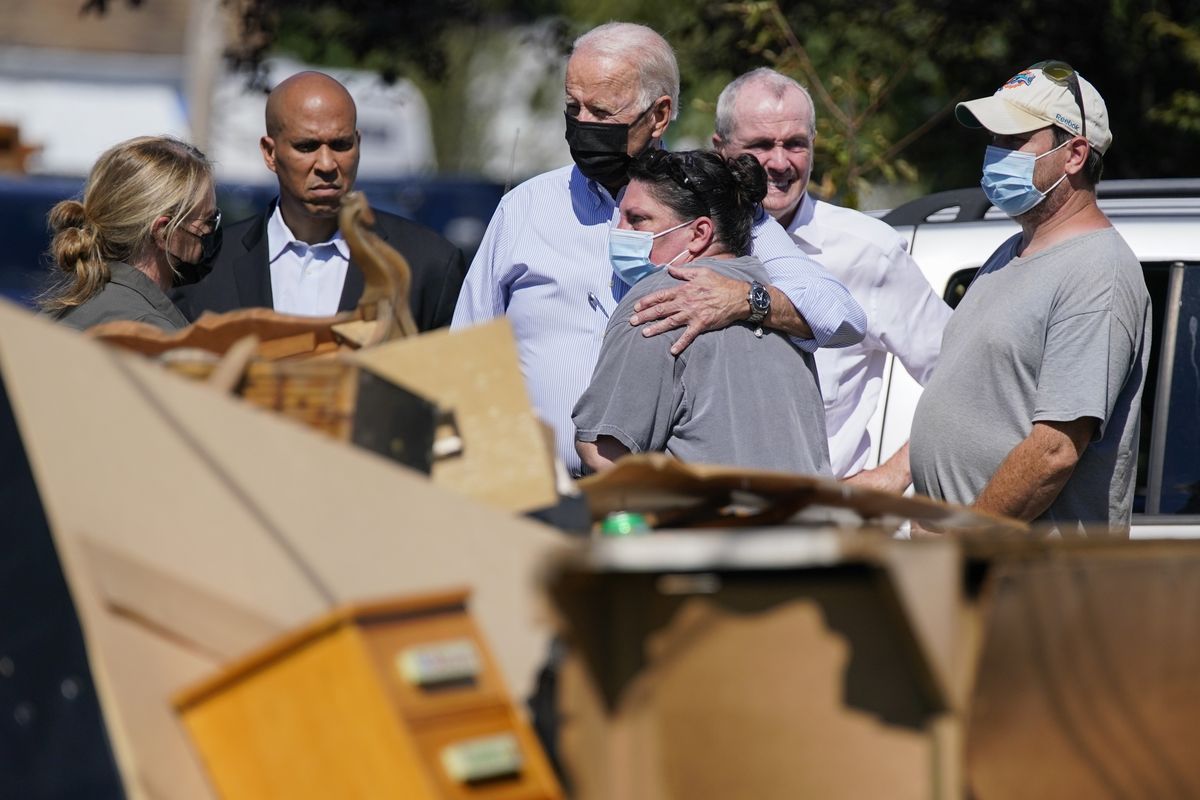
726,154,769,208
48,199,88,233
49,200,101,276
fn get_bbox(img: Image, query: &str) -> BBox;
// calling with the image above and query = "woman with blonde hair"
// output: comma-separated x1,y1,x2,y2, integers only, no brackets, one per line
42,135,220,330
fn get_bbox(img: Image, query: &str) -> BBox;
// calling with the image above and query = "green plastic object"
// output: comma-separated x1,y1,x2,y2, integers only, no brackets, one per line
601,511,650,537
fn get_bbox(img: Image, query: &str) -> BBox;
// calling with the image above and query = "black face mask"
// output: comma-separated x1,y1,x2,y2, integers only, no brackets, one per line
170,225,223,286
564,111,645,188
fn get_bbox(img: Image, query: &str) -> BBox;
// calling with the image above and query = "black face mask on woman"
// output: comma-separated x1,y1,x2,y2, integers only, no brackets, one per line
563,104,653,187
168,224,223,286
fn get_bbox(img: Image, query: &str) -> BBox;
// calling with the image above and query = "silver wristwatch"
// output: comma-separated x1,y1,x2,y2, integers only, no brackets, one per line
747,281,771,325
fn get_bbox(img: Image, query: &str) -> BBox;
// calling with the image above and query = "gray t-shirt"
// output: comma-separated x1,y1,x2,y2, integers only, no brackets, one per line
910,228,1151,533
573,256,832,476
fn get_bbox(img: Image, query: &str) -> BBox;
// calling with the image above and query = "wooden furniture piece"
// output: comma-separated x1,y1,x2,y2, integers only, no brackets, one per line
0,298,566,798
174,589,562,799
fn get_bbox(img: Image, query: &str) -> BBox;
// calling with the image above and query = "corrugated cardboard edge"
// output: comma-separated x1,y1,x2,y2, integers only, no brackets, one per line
351,319,559,513
0,301,568,798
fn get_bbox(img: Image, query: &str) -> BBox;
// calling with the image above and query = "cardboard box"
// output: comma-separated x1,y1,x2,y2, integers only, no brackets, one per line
546,532,963,800
546,532,1200,799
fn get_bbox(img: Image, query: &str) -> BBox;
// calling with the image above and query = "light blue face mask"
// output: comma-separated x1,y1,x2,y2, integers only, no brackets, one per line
980,139,1070,217
608,219,694,286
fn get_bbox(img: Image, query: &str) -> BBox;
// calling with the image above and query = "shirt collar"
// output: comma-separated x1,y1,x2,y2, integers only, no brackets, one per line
577,167,623,210
266,203,350,263
785,193,824,251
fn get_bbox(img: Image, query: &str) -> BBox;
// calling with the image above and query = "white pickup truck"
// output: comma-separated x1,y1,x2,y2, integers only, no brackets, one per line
865,179,1200,536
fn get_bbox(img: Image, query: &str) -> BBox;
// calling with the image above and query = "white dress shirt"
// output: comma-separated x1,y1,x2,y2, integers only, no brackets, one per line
267,204,351,316
788,193,952,478
452,164,865,475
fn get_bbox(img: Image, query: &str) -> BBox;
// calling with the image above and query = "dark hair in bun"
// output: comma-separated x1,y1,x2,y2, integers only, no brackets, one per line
628,148,769,256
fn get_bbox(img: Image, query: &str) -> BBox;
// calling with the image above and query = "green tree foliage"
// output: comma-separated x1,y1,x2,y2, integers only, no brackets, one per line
721,0,969,206
889,0,1200,192
562,0,1200,204
560,0,982,203
92,0,1200,196
1145,11,1200,135
224,0,483,81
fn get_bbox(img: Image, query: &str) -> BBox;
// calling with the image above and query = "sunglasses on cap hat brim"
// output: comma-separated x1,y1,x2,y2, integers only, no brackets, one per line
1030,59,1086,141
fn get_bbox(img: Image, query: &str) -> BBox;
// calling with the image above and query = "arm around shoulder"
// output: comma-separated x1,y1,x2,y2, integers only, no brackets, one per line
750,215,866,349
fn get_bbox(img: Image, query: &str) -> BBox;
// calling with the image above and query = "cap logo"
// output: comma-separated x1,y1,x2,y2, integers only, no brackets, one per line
1003,71,1036,89
1055,113,1081,133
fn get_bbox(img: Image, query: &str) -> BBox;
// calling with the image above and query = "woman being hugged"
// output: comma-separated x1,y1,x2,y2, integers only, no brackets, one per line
572,148,832,476
42,135,220,331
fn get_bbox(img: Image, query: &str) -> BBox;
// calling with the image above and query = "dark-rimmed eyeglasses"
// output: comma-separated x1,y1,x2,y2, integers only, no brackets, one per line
194,209,221,234
1032,60,1086,141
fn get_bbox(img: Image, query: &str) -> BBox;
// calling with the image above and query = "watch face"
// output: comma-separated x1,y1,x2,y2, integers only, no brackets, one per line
751,285,771,313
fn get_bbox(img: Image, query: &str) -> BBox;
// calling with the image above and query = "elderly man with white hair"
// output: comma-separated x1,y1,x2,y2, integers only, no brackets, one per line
453,22,865,476
712,68,952,492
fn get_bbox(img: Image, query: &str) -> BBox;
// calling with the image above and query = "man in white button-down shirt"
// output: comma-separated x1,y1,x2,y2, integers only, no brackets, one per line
713,68,952,491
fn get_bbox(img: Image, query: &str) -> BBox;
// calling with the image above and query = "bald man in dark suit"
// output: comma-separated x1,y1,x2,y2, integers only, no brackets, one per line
175,71,464,329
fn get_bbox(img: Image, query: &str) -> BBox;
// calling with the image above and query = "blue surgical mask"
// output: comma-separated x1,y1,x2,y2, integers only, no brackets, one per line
980,140,1070,217
608,219,694,286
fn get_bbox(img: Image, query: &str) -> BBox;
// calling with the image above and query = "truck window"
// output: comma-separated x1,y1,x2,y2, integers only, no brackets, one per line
1134,265,1173,513
1150,265,1200,514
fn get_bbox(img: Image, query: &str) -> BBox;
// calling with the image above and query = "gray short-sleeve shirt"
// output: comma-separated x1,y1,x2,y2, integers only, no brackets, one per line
910,228,1152,533
572,256,832,476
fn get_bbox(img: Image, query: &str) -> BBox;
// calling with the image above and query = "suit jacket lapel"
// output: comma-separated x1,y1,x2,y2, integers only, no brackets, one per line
234,208,274,309
337,250,363,311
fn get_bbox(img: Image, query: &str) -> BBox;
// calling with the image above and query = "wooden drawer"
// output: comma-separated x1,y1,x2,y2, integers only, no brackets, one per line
361,608,510,723
412,707,559,800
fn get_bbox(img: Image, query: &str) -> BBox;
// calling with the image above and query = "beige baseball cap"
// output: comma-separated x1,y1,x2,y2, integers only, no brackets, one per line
956,64,1112,154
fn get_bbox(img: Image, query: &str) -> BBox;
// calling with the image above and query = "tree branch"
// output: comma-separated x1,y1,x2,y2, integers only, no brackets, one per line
852,16,946,128
765,0,853,130
859,89,968,177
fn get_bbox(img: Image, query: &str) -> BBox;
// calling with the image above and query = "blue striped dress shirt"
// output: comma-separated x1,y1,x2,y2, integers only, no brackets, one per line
452,164,865,476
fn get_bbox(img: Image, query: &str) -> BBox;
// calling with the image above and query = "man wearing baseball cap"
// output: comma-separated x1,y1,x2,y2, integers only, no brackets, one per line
909,62,1152,535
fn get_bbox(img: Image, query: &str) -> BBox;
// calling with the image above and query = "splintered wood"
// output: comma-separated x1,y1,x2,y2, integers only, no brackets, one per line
162,357,359,442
